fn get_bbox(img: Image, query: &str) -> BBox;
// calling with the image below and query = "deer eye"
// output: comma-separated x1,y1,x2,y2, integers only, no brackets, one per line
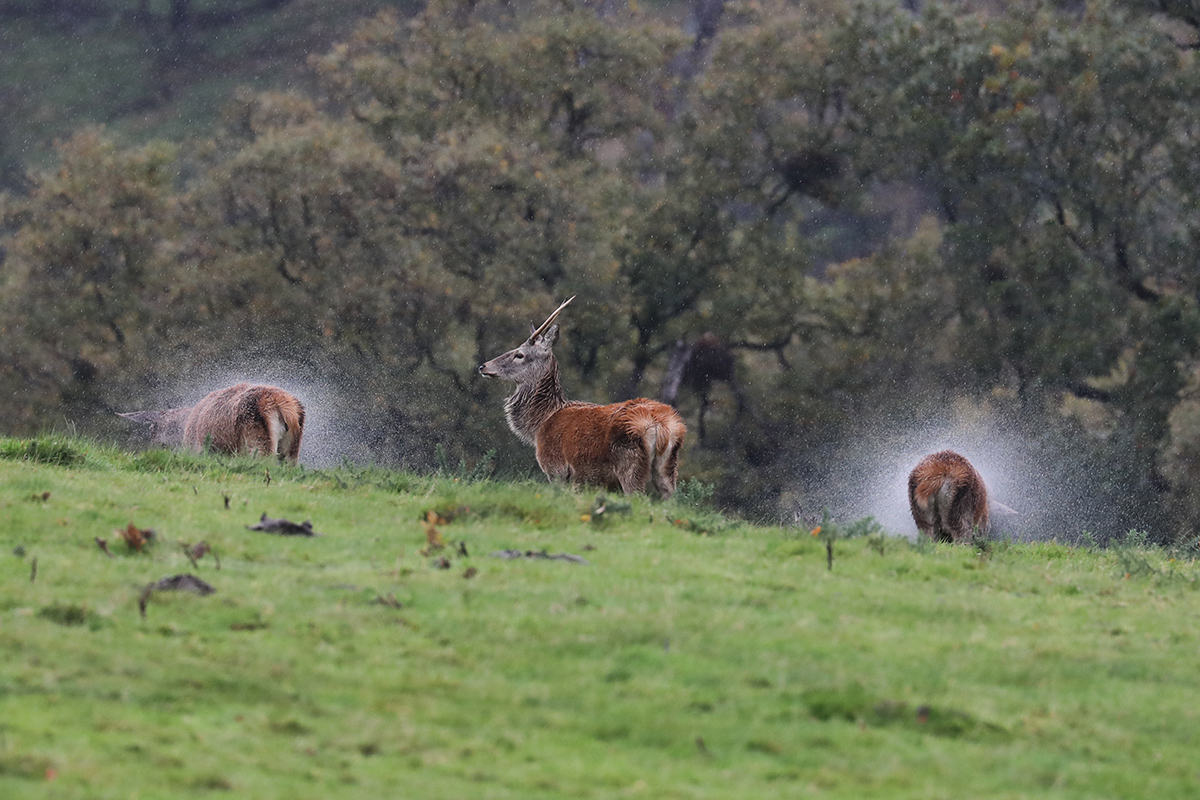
514,352,525,360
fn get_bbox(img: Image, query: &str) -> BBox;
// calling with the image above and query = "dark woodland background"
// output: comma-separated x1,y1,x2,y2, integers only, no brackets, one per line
3,0,1200,542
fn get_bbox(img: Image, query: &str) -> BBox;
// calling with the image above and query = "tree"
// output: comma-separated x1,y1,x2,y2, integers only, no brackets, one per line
6,0,1200,537
0,130,182,425
822,0,1200,536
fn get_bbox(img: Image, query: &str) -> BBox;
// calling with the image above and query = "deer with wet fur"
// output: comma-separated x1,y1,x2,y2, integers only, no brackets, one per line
479,298,686,498
908,450,1016,543
118,382,305,463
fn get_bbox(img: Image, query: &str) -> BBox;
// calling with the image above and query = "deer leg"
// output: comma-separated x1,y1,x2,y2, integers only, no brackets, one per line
916,518,948,543
731,379,748,416
651,441,681,499
542,463,571,484
650,467,672,499
948,489,983,544
266,416,283,460
282,425,303,464
244,427,273,458
910,497,936,542
614,444,649,495
949,506,977,544
617,471,647,495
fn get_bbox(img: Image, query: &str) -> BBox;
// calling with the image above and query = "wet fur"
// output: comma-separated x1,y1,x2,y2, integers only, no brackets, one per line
119,383,305,463
908,450,988,544
480,308,686,498
536,399,686,496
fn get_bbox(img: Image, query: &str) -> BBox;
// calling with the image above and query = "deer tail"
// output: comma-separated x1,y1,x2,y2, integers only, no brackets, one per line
280,395,305,462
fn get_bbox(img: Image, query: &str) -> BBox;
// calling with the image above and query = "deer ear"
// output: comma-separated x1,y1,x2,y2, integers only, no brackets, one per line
533,323,559,349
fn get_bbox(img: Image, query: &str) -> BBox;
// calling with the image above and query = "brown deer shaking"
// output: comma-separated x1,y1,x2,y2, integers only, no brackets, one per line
908,450,989,544
118,383,305,464
479,298,686,498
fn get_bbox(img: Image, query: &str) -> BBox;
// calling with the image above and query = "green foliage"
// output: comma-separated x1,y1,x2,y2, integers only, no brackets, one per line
807,509,884,542
0,130,182,425
1159,367,1200,538
800,683,1009,741
36,602,104,630
808,509,887,569
671,477,716,509
837,515,886,540
0,435,90,467
4,0,1200,541
1109,527,1200,586
0,751,55,781
434,442,497,482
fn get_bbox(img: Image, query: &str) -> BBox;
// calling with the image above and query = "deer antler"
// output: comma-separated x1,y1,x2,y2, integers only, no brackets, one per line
528,296,575,343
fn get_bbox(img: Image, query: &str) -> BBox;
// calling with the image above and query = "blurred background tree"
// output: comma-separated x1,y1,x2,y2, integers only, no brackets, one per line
3,0,1200,542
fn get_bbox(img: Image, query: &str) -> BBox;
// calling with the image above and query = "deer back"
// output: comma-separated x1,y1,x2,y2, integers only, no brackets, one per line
908,450,989,542
535,399,685,484
182,383,304,459
182,383,248,452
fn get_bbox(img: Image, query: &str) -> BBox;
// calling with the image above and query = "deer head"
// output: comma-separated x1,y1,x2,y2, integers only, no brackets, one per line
479,296,574,383
116,408,191,446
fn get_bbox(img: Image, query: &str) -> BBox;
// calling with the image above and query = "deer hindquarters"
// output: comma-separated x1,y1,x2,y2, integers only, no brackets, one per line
908,450,988,544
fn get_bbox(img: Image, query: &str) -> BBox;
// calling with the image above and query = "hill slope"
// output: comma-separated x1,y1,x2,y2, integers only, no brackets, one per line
0,0,416,181
1,436,1199,797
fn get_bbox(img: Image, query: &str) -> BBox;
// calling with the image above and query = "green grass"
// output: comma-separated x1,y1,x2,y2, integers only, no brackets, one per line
2,436,1200,797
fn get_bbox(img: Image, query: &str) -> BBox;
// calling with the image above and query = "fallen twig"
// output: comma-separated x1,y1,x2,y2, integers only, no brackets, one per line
489,549,589,565
247,513,318,536
138,573,216,618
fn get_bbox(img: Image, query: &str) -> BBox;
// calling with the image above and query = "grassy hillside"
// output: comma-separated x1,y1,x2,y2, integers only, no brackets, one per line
1,436,1199,798
0,0,418,178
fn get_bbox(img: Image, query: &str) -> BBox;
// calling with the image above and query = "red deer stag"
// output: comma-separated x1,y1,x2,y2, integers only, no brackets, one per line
479,298,686,498
907,450,996,544
118,383,305,464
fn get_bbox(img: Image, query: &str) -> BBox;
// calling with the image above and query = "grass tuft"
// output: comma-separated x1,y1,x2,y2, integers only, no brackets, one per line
0,752,55,780
36,602,103,630
802,685,1009,741
0,435,88,466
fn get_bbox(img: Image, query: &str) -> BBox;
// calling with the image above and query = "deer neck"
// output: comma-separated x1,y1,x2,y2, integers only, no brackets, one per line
160,407,193,445
505,358,568,446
